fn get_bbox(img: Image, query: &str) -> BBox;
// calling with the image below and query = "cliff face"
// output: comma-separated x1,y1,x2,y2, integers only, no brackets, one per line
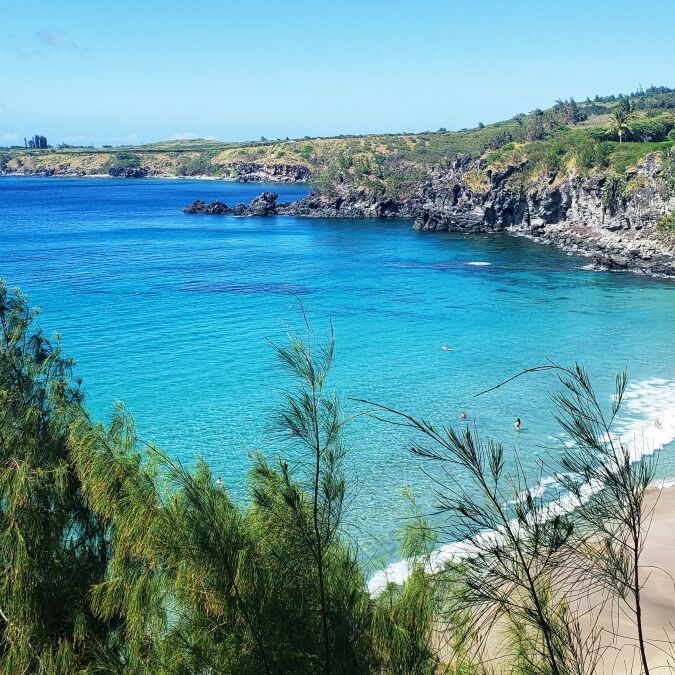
277,154,675,276
218,162,309,182
0,154,309,182
6,147,675,276
409,155,675,275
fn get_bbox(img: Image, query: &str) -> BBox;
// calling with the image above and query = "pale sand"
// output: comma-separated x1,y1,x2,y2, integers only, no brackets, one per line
593,486,675,674
442,486,675,673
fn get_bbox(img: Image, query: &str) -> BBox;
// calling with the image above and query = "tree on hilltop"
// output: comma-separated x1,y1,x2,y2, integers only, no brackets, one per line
608,100,635,143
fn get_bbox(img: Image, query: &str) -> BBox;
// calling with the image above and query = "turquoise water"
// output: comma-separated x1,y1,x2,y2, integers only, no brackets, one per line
2,176,675,568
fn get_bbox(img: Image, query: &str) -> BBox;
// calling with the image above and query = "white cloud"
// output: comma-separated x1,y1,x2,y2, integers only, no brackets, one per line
35,28,81,52
110,133,140,144
0,132,18,143
168,131,218,141
63,135,90,144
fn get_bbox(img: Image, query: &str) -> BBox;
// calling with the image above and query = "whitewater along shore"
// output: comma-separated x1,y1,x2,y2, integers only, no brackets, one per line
183,153,675,277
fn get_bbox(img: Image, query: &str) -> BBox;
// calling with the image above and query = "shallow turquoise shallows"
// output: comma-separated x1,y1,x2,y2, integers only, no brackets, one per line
2,177,675,568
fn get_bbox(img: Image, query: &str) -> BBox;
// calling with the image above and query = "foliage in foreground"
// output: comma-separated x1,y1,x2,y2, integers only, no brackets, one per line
0,281,672,674
0,283,432,675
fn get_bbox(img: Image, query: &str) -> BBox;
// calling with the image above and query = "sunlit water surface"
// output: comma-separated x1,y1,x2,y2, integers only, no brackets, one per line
2,176,675,571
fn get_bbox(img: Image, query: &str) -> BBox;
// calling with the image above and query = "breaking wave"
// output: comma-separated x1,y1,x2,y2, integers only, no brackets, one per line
368,377,675,595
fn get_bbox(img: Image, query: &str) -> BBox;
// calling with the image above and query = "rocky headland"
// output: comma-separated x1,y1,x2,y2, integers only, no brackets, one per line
184,154,675,277
0,157,309,182
6,90,675,278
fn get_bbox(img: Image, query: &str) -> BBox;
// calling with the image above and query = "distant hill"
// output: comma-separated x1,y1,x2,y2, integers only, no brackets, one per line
2,87,675,197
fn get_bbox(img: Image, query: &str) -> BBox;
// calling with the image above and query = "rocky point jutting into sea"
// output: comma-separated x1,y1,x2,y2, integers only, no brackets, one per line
184,154,675,277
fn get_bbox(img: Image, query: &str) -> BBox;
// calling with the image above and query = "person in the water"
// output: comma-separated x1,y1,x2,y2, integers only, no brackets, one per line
459,411,467,420
215,477,224,488
515,418,521,432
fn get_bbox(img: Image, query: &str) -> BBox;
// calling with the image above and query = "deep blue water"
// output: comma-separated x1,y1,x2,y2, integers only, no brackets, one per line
2,176,675,568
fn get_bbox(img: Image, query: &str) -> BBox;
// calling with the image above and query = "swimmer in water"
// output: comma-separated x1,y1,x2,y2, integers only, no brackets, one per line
215,477,224,488
459,411,467,420
515,418,521,432
441,345,453,351
655,418,662,429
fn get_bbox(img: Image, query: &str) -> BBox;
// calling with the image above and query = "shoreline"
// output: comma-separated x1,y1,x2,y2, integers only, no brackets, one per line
0,171,309,184
4,174,675,278
369,392,675,597
454,484,675,673
187,190,675,279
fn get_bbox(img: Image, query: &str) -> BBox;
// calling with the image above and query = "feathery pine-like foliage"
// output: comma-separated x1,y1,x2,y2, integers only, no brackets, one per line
0,282,110,674
371,491,440,675
1,284,438,674
360,400,587,675
68,321,379,674
363,361,668,674
553,365,657,675
1,280,672,674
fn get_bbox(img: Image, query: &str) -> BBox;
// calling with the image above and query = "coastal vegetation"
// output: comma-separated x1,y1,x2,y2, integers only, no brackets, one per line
3,87,675,199
103,151,141,175
1,280,672,674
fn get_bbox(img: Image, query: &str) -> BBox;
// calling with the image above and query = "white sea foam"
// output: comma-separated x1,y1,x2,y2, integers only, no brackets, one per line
368,377,675,596
466,261,492,266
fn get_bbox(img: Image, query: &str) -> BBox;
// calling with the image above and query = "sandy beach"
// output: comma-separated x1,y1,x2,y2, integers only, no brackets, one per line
479,485,675,674
431,484,675,673
593,485,675,674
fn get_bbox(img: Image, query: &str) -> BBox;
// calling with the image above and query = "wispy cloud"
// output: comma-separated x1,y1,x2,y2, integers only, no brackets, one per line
35,28,82,52
110,133,140,144
5,28,86,59
63,135,91,144
0,132,19,143
169,131,218,141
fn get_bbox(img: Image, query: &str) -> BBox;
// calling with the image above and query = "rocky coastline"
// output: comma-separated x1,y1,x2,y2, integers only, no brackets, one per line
184,154,675,278
0,161,309,182
4,153,674,278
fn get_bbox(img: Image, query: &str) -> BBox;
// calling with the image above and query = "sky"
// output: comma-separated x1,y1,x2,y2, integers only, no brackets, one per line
1,0,675,147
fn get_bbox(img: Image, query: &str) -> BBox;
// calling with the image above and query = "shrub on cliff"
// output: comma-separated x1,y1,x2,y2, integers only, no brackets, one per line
661,148,675,196
631,116,674,142
103,151,141,174
176,153,218,176
657,210,675,235
574,138,610,170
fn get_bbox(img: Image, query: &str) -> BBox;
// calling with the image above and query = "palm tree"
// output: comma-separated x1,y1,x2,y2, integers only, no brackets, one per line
608,101,634,143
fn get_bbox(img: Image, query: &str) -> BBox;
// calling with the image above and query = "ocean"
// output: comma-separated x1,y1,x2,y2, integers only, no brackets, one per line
2,176,675,574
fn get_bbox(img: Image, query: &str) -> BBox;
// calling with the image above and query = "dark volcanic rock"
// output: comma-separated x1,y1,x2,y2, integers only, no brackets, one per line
277,190,410,219
183,192,280,216
224,162,309,182
248,191,279,216
108,166,148,178
184,200,232,215
185,152,675,277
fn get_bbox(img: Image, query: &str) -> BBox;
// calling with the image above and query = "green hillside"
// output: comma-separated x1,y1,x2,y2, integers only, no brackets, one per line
2,87,675,197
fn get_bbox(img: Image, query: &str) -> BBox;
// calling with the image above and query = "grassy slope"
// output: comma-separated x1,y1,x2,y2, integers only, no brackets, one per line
2,92,675,198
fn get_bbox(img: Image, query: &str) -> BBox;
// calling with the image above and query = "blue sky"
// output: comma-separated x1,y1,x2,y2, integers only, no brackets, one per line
2,0,675,146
